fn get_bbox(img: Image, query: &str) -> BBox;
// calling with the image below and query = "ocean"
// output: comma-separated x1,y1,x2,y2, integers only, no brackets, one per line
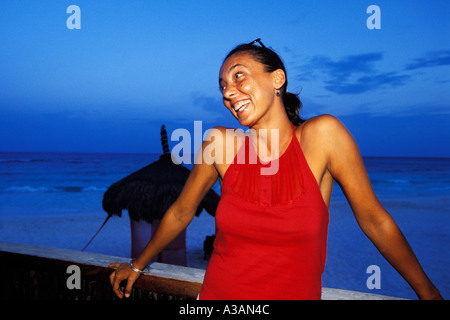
0,152,448,299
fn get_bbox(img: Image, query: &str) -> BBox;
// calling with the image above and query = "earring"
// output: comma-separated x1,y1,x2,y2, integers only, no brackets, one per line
276,90,280,96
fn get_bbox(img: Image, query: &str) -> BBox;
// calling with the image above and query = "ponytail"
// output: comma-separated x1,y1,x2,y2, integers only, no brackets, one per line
282,91,304,125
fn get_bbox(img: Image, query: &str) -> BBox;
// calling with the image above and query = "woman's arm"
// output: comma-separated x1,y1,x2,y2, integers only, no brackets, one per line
109,139,219,299
319,115,442,300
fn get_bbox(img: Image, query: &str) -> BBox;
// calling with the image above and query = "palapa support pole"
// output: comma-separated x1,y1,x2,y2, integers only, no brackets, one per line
81,215,111,251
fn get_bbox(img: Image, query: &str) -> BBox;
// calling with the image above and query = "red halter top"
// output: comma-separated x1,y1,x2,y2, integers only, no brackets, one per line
199,125,329,300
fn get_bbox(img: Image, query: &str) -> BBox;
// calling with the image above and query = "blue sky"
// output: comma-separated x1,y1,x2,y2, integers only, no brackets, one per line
0,0,449,157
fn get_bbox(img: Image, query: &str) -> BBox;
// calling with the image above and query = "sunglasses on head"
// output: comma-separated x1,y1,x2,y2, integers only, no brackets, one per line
248,38,266,48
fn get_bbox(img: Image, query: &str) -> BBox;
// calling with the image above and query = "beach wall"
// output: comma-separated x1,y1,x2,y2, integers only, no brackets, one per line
1,241,406,300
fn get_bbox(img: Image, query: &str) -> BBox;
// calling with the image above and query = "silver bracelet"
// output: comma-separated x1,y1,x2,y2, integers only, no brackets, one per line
129,260,145,274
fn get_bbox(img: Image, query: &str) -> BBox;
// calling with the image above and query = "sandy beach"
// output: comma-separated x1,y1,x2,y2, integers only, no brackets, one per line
0,207,216,269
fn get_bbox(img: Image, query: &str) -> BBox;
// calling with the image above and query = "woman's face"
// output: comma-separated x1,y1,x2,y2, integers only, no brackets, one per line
219,52,282,128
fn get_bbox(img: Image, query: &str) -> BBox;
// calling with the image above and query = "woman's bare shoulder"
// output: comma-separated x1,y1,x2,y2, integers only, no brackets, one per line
202,126,246,166
296,114,347,142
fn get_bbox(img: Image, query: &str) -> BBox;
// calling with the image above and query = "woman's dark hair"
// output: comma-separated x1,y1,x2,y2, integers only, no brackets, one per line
224,42,304,125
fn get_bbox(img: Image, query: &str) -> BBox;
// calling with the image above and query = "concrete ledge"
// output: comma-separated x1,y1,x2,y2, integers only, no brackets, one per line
0,241,204,284
321,287,406,300
0,241,407,300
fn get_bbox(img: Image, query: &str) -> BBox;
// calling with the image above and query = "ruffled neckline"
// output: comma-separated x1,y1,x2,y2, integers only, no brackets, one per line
222,128,306,206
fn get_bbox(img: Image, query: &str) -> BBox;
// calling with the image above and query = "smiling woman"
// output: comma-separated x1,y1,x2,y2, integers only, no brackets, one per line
219,40,304,128
108,39,443,300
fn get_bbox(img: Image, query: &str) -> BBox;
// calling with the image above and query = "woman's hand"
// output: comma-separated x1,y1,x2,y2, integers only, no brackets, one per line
108,262,141,299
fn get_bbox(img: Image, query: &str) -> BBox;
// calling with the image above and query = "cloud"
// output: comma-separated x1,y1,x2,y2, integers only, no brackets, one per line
296,52,410,95
311,52,383,80
190,92,228,122
403,50,450,71
324,72,409,95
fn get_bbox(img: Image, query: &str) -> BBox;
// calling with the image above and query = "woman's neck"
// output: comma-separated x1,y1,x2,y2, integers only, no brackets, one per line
248,110,293,161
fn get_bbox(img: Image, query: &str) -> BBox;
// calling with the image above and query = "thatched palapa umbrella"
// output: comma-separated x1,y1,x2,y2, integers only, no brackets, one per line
100,125,219,266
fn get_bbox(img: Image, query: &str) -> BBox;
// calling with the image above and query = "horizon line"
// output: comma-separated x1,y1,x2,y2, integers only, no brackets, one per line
0,150,449,160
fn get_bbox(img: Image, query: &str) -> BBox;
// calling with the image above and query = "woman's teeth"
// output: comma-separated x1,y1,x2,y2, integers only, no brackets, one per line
234,100,250,112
